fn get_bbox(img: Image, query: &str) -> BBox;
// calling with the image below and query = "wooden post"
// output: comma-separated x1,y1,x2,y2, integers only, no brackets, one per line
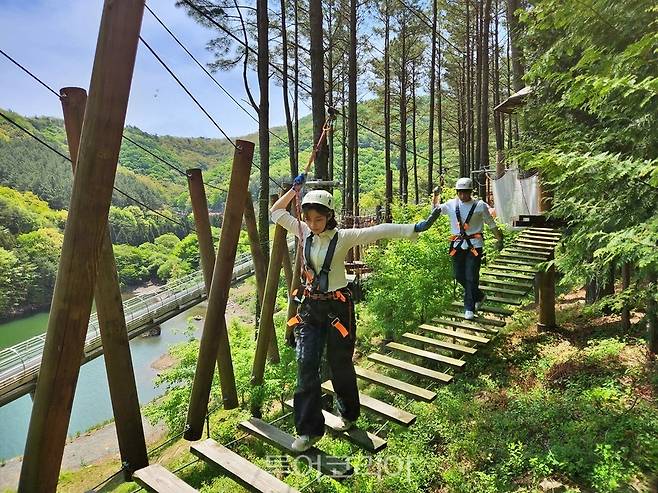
61,86,147,478
285,202,303,343
537,254,556,331
250,190,290,411
187,168,237,408
19,3,145,490
187,169,216,290
621,263,631,331
282,246,293,291
647,271,658,355
184,140,253,440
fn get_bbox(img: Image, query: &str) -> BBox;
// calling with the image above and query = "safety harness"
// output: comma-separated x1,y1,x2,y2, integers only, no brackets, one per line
449,201,482,257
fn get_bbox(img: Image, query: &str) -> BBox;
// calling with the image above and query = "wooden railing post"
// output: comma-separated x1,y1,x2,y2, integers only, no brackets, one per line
19,3,145,490
184,140,253,440
60,86,147,479
187,168,216,290
537,254,556,331
250,190,291,412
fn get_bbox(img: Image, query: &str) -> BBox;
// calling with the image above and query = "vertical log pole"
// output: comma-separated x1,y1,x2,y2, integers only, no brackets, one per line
185,140,253,440
19,3,145,490
621,263,631,331
537,254,556,331
243,193,276,360
251,191,290,412
187,169,236,402
61,87,147,478
285,201,303,343
187,169,216,290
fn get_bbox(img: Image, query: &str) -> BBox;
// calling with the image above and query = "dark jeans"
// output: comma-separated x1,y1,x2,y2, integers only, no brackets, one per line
452,247,484,312
293,294,359,437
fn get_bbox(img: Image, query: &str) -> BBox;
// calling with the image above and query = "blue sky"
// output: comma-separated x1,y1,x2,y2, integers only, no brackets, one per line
0,0,308,138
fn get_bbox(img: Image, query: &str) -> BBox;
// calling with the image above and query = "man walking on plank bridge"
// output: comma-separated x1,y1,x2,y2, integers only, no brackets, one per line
415,177,503,320
271,174,421,452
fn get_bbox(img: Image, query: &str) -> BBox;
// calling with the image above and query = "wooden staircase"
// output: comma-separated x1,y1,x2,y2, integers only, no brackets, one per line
131,227,560,492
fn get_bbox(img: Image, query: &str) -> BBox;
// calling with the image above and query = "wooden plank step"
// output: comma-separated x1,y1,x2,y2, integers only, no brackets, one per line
481,270,535,281
450,301,513,316
486,296,523,305
191,439,298,493
354,366,436,402
418,324,490,344
283,400,387,452
527,227,561,234
133,464,198,493
493,257,540,266
504,249,549,259
480,285,529,296
403,332,477,354
480,277,533,289
238,418,353,478
387,342,466,368
516,242,554,252
431,317,498,334
367,353,453,383
442,310,506,327
489,263,537,273
321,380,416,426
516,238,559,247
519,234,560,243
498,253,545,262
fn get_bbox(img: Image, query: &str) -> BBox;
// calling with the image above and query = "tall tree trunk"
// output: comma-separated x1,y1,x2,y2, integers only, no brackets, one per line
309,0,328,180
280,0,296,177
294,0,299,163
507,0,524,91
399,26,408,203
384,1,392,220
341,53,347,206
257,0,270,259
479,0,492,197
412,62,419,204
346,0,358,211
506,34,513,149
438,23,443,177
327,0,334,181
462,2,473,176
492,0,505,177
475,0,483,176
427,0,438,195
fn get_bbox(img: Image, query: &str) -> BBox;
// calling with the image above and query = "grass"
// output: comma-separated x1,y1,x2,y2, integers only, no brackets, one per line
34,288,658,493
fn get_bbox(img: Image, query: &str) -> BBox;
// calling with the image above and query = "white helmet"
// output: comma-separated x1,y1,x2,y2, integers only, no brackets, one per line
301,189,334,211
455,177,473,190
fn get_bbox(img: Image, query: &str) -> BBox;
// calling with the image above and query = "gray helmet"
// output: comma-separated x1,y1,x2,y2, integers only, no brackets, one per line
455,177,473,191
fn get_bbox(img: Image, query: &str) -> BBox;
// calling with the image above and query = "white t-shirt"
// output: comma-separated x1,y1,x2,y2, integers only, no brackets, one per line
437,198,498,249
271,209,417,291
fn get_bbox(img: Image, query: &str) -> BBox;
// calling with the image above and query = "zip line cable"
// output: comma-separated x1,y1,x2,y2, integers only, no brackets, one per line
143,2,287,147
0,46,227,195
0,48,60,98
181,0,446,176
0,110,192,231
139,36,237,147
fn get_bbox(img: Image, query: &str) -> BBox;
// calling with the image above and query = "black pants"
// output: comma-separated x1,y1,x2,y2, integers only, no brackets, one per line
293,294,359,437
452,247,484,312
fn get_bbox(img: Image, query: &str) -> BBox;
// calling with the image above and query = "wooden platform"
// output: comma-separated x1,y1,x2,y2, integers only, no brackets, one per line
450,301,513,316
479,285,529,296
191,439,299,493
282,400,387,452
402,332,477,354
442,310,506,327
480,277,533,289
431,317,498,334
238,418,353,478
418,324,490,344
354,366,437,402
133,464,198,493
481,270,534,281
367,353,453,383
387,342,466,368
321,380,416,426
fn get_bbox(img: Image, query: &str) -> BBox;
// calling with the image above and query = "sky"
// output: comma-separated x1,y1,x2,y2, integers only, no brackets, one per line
0,0,309,139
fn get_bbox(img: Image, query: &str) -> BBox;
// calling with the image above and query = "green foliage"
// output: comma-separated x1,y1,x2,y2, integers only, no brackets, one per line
518,0,658,308
364,202,454,339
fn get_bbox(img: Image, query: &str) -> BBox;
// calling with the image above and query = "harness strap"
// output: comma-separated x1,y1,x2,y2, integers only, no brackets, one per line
451,201,480,256
304,232,339,293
